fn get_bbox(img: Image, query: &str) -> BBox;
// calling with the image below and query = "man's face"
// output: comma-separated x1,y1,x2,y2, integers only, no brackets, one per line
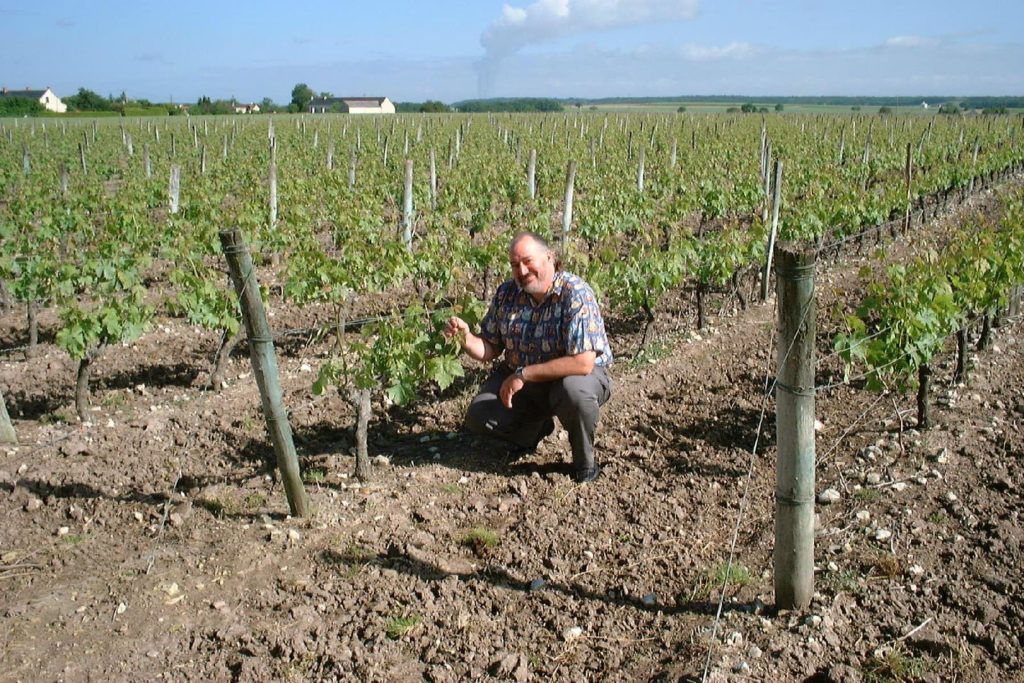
509,237,555,297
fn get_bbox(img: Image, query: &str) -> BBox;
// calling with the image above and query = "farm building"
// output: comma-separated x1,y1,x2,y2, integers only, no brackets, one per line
308,96,395,114
232,102,261,114
0,86,67,113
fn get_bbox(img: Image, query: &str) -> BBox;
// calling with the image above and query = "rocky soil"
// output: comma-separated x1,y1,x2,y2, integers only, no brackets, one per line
1,184,1022,682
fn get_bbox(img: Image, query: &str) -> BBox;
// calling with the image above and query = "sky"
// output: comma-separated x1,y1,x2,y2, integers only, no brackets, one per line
1,0,1022,104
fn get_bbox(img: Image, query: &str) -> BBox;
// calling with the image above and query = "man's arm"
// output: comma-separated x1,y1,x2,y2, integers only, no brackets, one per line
499,351,597,408
518,351,596,382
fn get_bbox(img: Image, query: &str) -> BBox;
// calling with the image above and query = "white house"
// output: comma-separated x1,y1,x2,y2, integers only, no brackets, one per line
0,86,67,113
308,96,395,114
233,102,261,114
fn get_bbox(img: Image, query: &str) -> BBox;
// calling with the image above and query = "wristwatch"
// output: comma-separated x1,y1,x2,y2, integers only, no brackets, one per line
514,365,526,380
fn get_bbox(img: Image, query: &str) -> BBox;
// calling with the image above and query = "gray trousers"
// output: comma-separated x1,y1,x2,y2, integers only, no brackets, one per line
465,365,612,471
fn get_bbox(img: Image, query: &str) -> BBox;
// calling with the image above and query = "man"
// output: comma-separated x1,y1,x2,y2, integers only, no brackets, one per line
444,231,612,482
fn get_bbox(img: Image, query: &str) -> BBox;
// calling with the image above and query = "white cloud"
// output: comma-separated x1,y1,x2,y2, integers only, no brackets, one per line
679,42,754,61
482,0,700,56
884,35,939,48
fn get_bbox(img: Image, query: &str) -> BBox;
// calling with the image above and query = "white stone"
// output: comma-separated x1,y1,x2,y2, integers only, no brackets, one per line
817,488,841,504
726,631,743,647
874,529,892,542
855,510,871,523
562,626,583,641
907,564,925,577
945,492,958,503
866,472,882,485
891,482,908,493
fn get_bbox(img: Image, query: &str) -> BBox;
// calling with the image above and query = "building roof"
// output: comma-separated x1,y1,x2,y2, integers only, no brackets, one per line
309,96,390,106
0,88,49,99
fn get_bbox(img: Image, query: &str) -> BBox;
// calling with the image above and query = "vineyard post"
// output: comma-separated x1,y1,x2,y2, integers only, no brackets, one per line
968,138,980,194
637,148,645,193
60,163,69,198
761,160,784,301
327,141,334,170
561,160,576,255
349,148,357,188
22,143,29,175
143,144,152,179
903,143,913,235
169,165,181,215
402,159,414,250
429,148,437,210
269,139,278,232
773,243,817,610
528,149,537,200
0,387,16,445
219,228,312,518
670,138,678,168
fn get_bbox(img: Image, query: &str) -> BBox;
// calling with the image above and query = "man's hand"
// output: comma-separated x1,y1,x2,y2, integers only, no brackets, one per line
443,316,470,347
499,373,525,409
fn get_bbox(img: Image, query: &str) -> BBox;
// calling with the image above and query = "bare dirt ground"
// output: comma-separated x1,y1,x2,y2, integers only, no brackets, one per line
1,182,1022,682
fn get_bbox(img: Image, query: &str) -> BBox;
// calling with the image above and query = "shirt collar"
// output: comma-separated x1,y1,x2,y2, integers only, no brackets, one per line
517,271,566,305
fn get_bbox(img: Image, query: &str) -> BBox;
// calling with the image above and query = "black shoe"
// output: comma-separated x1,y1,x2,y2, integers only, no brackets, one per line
506,418,556,460
573,463,602,483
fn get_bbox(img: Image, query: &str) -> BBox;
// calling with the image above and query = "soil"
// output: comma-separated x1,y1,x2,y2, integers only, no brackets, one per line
1,182,1023,682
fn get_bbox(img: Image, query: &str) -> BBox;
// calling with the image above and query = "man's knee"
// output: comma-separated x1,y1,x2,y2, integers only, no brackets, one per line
551,374,605,418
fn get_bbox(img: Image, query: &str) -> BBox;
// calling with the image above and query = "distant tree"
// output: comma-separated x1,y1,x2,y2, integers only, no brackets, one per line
938,103,960,115
726,107,740,113
879,106,893,115
291,83,315,110
740,102,758,113
982,106,1008,115
851,105,861,111
677,105,687,112
320,91,334,98
419,100,449,113
774,103,784,112
0,97,44,116
65,87,113,112
259,97,280,113
759,106,769,113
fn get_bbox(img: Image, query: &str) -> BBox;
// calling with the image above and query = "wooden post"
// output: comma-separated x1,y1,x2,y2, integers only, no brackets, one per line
561,160,576,255
79,141,87,174
219,228,311,518
144,144,152,179
60,163,69,198
527,148,537,200
0,386,16,445
761,160,784,301
774,244,816,611
327,141,335,170
429,148,437,210
169,165,181,214
22,143,29,175
269,140,278,231
402,159,414,250
903,143,913,234
349,148,357,189
637,148,645,193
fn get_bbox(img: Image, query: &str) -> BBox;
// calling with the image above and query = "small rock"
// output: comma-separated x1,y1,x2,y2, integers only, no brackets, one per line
372,455,390,467
287,529,301,542
874,529,892,542
641,593,657,607
56,526,70,536
168,513,184,527
116,602,127,615
212,600,227,611
726,631,743,647
61,440,92,457
891,482,908,493
528,578,547,592
299,363,312,373
907,564,925,577
826,561,839,572
945,492,958,503
749,646,763,659
814,419,824,432
805,615,822,628
817,488,841,505
865,472,882,485
24,497,42,512
855,510,871,523
562,626,583,642
933,449,949,464
146,650,159,658
733,661,751,674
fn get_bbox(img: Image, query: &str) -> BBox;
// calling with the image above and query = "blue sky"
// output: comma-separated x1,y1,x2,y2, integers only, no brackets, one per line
1,0,1022,103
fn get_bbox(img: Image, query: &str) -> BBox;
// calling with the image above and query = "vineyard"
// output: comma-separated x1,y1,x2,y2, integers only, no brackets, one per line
1,111,1023,681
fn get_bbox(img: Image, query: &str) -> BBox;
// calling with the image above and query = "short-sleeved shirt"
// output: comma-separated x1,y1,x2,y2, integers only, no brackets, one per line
479,271,613,369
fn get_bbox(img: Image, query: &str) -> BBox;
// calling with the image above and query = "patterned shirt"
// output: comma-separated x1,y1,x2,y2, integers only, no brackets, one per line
479,271,613,369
